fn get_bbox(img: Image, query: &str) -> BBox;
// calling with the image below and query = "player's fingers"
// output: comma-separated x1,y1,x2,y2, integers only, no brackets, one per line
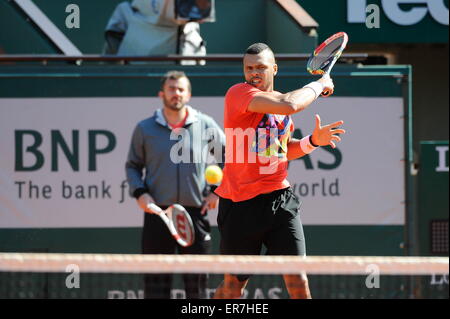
321,91,331,97
200,202,208,215
322,87,334,97
324,120,344,129
329,141,336,149
331,135,342,142
315,114,321,129
331,128,346,135
146,202,162,214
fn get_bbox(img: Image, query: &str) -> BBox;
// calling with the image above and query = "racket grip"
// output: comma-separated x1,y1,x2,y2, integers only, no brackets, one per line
321,73,332,97
147,203,163,214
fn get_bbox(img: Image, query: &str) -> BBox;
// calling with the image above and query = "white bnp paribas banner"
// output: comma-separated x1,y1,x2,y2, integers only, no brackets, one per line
0,96,405,228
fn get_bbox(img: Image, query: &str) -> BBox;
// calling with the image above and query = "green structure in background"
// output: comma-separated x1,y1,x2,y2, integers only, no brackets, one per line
299,0,449,43
415,141,449,298
417,141,449,257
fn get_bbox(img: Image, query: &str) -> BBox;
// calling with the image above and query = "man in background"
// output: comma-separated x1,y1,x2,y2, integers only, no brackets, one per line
126,70,225,298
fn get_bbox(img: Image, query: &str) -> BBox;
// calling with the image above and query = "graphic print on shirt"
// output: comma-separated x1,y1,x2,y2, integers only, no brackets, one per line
251,113,293,158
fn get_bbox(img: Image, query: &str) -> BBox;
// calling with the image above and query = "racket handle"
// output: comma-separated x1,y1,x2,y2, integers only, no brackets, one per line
321,73,332,97
147,203,163,214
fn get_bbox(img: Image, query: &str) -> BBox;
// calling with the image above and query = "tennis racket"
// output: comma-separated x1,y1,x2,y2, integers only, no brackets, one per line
307,32,348,97
147,203,195,247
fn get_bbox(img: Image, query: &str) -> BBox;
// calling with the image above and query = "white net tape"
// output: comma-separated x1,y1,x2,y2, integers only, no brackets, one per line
0,253,448,275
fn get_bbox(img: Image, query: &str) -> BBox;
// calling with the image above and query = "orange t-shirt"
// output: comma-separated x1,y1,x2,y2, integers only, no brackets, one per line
215,83,294,202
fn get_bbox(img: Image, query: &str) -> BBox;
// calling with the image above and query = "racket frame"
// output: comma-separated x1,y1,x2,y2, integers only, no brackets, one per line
147,203,195,247
307,32,348,96
307,31,348,76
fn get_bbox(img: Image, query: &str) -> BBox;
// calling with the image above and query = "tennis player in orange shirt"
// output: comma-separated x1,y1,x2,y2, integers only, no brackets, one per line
214,43,346,299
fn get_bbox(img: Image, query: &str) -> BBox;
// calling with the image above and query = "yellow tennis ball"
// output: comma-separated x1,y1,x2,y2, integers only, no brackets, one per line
205,165,223,185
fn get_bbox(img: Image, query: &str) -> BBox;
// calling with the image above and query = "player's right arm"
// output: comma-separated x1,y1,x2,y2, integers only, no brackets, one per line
247,76,334,115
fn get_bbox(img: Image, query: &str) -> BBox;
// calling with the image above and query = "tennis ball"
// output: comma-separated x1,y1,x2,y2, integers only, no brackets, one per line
205,165,223,185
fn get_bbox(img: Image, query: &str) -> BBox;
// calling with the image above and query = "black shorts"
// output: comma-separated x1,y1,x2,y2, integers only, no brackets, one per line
217,187,306,281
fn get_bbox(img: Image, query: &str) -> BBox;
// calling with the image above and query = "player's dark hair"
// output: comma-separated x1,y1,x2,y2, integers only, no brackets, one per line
245,43,273,55
160,70,191,92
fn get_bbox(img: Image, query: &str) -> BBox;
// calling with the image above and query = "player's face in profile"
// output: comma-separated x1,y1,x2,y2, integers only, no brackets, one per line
160,77,192,111
243,50,277,91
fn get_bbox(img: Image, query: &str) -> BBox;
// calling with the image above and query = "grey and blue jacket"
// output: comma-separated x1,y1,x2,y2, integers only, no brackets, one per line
125,105,225,207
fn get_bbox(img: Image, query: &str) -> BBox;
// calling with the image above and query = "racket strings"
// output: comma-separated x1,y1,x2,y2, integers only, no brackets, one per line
171,205,195,246
308,37,345,72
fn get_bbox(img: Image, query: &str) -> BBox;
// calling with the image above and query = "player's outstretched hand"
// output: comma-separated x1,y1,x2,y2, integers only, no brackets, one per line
311,114,346,149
